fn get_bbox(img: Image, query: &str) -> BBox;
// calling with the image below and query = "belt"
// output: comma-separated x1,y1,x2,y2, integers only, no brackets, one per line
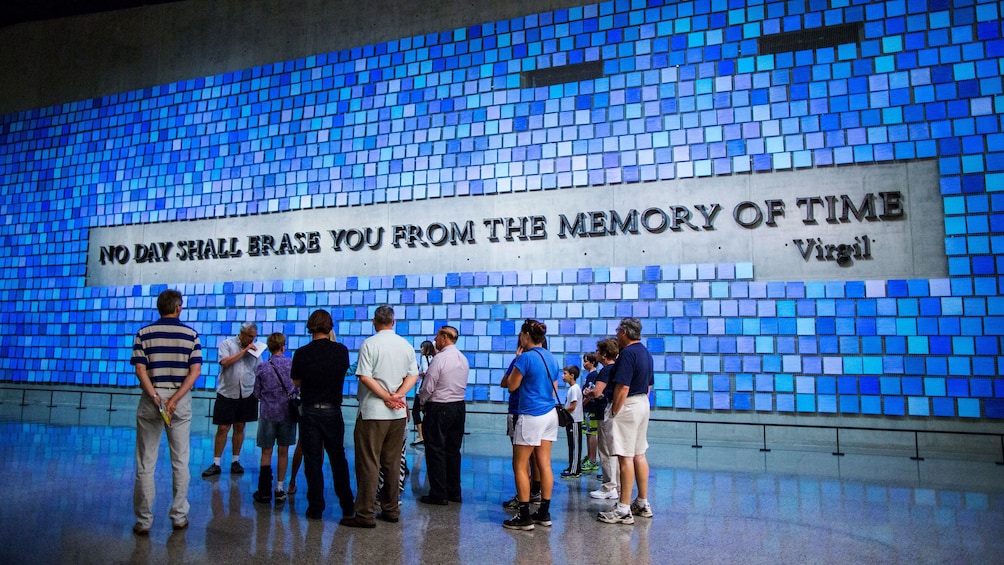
305,402,334,409
425,400,465,406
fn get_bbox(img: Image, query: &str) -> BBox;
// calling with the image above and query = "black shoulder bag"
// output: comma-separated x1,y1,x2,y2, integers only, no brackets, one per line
270,360,300,423
533,349,574,428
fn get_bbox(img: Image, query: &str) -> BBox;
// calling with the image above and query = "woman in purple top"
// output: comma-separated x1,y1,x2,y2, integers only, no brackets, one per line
252,332,297,504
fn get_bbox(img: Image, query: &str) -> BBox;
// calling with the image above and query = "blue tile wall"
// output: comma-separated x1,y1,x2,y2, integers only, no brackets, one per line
1,0,1003,419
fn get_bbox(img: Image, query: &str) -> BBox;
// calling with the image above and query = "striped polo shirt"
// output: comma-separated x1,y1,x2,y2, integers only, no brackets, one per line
131,317,202,388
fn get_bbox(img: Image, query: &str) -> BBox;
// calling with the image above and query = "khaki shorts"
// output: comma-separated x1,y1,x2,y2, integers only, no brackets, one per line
608,395,650,457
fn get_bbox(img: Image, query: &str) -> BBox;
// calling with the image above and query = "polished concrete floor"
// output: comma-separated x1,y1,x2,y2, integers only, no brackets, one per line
1,398,1002,564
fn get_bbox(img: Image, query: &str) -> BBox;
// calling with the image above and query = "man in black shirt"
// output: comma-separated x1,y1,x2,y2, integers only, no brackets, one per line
291,309,355,520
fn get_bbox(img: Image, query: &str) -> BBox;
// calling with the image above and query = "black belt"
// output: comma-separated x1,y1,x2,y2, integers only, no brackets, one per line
305,402,334,409
425,400,465,406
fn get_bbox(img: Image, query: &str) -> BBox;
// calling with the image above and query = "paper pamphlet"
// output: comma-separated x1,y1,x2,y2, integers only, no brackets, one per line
247,341,268,358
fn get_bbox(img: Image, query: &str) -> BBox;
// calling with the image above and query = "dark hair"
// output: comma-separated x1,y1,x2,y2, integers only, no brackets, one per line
306,309,333,335
420,340,435,356
520,319,547,345
597,338,620,360
156,289,183,316
373,304,395,326
582,352,597,365
563,365,580,379
267,332,285,353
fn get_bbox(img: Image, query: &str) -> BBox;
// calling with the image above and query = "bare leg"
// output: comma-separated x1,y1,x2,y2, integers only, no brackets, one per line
259,446,273,468
231,422,246,459
534,441,553,500
618,455,635,506
512,444,534,500
276,446,289,486
288,441,303,493
634,453,649,500
213,424,231,458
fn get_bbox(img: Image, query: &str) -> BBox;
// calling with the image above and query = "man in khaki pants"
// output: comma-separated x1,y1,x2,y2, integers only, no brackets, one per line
131,289,202,535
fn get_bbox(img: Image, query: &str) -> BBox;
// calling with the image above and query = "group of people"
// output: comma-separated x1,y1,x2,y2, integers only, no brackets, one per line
501,317,654,530
130,292,470,534
129,289,652,535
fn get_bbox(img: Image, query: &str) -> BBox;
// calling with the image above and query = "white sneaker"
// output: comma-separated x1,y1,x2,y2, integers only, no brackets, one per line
590,488,618,500
630,499,653,518
597,507,634,524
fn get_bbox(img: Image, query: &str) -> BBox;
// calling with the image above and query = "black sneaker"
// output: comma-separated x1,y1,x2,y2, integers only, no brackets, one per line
231,461,244,474
274,489,287,503
201,463,222,477
530,509,552,527
253,490,271,504
502,495,520,511
502,513,534,530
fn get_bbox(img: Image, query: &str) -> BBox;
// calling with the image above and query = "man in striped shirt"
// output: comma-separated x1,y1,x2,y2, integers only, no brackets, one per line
131,289,203,535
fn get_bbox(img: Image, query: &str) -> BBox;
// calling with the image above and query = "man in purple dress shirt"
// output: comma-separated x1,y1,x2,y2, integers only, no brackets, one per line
417,325,469,505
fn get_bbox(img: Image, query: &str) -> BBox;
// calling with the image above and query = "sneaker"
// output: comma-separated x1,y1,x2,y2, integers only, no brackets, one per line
231,461,245,474
630,499,653,518
530,509,552,527
529,491,542,503
274,489,287,503
560,470,581,478
502,514,534,531
201,463,222,478
253,490,271,504
581,459,599,471
590,488,618,500
598,507,634,525
502,496,520,511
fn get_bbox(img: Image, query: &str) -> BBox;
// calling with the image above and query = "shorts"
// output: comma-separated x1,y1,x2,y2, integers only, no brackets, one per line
512,409,559,447
608,395,650,457
257,417,297,448
212,394,259,425
583,412,598,436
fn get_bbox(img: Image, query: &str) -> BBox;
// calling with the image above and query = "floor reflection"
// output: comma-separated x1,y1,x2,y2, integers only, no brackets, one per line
0,401,1002,564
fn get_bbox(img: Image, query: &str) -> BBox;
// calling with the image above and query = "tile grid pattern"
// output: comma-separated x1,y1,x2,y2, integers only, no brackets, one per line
1,0,1003,418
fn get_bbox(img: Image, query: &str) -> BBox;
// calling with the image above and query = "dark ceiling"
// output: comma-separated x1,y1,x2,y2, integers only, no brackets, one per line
1,0,182,28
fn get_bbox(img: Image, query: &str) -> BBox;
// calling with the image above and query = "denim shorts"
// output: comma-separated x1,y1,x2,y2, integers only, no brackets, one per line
257,417,297,448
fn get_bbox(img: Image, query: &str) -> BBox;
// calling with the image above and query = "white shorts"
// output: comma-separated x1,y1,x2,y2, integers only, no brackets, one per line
609,395,650,457
513,409,559,446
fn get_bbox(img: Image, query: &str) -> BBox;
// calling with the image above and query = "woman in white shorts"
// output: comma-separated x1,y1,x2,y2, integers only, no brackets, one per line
500,319,559,531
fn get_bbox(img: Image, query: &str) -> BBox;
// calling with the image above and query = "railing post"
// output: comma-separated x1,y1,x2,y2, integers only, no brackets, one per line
691,421,702,449
759,425,770,453
20,389,28,407
107,393,117,412
832,427,844,456
77,391,86,410
910,431,924,461
47,390,57,408
996,435,1003,466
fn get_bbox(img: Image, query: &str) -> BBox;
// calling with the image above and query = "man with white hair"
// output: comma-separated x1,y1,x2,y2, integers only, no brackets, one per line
597,317,655,525
203,321,261,477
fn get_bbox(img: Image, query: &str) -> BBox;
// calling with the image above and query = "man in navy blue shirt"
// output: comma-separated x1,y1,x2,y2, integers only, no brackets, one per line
597,318,654,525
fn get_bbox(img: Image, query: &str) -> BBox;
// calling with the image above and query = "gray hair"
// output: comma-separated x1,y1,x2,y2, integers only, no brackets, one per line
373,305,395,326
240,321,258,334
618,318,642,341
